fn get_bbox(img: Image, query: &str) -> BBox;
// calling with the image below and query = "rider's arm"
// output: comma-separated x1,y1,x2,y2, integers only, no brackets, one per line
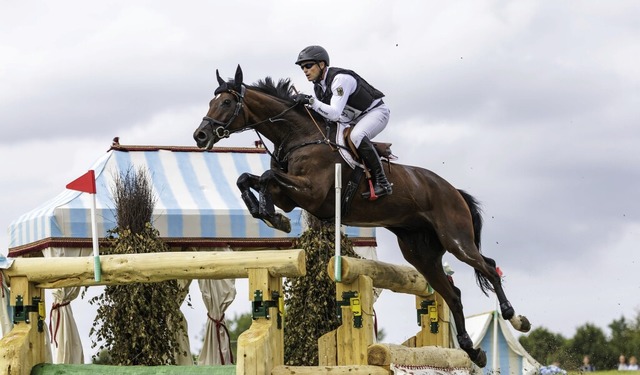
309,74,357,121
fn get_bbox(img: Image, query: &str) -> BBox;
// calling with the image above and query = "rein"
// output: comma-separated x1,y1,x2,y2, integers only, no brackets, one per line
291,86,335,150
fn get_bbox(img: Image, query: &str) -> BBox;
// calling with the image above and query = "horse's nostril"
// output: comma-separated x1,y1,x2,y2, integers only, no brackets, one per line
196,131,207,141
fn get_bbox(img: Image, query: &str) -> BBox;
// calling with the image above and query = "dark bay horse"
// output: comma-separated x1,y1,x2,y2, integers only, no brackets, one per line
193,65,530,367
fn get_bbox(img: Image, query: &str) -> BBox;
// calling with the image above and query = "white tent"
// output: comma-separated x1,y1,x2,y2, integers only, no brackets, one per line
466,311,541,375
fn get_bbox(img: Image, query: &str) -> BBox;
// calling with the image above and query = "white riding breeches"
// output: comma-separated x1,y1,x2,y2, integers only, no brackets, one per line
346,103,390,148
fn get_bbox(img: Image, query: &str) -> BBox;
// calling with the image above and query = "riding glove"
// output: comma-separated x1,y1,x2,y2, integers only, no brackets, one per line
293,94,312,105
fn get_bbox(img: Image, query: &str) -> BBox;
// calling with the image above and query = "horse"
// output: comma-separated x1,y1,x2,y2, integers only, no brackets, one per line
193,65,531,367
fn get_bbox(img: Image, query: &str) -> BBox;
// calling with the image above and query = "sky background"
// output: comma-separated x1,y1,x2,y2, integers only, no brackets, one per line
2,0,639,363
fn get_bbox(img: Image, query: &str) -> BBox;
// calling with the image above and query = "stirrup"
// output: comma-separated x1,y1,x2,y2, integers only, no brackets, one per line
361,180,393,201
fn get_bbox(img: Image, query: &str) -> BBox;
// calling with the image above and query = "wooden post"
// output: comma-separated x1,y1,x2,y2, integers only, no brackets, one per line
318,330,337,366
335,275,374,366
237,268,284,375
0,277,46,375
414,293,451,347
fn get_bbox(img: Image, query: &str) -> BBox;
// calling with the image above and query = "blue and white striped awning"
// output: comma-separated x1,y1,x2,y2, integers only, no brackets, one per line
8,145,375,256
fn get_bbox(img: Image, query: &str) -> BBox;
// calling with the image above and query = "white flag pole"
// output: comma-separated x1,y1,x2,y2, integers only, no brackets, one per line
334,163,342,282
91,193,101,282
66,169,101,281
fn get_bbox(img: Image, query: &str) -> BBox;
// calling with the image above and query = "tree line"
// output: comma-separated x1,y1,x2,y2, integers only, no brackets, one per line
519,313,640,371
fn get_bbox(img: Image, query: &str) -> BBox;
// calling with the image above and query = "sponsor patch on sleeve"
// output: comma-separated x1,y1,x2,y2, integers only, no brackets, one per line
336,86,344,96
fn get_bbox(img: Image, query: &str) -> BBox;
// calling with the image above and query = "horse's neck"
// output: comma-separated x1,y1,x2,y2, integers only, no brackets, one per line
252,103,331,148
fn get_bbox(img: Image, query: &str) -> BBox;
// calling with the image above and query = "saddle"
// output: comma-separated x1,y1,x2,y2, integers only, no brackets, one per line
343,127,396,162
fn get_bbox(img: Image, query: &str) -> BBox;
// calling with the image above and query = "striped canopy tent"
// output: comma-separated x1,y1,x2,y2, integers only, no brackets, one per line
9,144,375,255
5,143,376,365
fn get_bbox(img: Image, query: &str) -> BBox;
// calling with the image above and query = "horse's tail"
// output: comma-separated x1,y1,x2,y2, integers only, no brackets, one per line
457,189,494,296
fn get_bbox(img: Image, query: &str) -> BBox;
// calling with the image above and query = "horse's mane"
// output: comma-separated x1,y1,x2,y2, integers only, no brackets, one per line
229,77,328,122
242,76,327,123
249,77,295,103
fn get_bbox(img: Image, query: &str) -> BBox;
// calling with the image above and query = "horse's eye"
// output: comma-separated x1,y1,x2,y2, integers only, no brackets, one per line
223,99,232,106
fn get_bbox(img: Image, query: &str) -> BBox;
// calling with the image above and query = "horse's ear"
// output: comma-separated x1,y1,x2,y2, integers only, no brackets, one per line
234,64,243,89
216,69,225,86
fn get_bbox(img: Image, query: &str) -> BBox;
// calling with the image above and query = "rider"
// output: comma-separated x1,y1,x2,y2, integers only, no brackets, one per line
294,45,393,199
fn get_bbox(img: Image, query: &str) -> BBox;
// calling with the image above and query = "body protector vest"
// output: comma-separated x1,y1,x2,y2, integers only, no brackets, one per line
314,67,384,112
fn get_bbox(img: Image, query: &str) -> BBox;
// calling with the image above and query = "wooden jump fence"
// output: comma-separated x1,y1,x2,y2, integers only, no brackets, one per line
0,251,472,375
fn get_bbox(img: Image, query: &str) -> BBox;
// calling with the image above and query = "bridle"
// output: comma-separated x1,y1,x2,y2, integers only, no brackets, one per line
201,84,303,141
201,85,247,140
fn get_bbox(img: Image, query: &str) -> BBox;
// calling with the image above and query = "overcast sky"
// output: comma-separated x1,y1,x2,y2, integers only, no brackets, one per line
2,0,639,363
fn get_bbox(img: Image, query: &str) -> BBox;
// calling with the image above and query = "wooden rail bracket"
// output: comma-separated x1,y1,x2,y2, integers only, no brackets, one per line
13,295,45,332
337,291,362,328
252,290,282,329
417,299,439,334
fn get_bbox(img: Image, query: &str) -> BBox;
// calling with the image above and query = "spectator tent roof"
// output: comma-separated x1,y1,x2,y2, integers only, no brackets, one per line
8,144,375,257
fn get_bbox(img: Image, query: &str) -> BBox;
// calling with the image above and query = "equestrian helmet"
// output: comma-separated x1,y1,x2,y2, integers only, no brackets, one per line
295,45,330,66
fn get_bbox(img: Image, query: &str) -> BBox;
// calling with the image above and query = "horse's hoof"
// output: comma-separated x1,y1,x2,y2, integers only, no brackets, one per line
469,348,487,368
457,332,486,367
261,214,291,233
500,301,515,320
509,315,531,333
272,213,291,233
276,214,291,233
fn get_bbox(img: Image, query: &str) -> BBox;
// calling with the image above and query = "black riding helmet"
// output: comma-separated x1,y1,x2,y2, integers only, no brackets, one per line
295,45,330,66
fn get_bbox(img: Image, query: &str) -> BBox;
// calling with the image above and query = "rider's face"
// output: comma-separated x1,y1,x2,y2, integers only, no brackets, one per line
300,61,324,82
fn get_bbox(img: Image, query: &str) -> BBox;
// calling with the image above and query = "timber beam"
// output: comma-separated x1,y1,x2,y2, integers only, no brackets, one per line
328,256,432,297
4,249,305,289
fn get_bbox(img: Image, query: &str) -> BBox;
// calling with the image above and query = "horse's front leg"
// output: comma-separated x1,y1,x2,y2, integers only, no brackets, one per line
256,170,302,233
257,167,333,231
237,171,292,233
237,173,261,217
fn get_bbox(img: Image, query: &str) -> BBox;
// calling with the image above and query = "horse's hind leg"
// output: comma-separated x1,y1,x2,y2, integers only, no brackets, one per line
437,221,531,333
390,228,487,368
478,254,531,332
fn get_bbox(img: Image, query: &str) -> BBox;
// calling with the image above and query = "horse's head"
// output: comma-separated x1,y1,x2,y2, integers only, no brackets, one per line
194,65,248,149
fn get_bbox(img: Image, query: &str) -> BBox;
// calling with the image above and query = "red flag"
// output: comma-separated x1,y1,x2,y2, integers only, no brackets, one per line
66,170,96,194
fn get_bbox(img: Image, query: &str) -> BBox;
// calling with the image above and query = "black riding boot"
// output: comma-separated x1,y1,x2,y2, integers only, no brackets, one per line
358,136,393,199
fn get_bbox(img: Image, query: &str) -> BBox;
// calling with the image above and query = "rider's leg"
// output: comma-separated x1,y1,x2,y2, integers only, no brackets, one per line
350,105,392,198
348,103,390,147
357,136,393,198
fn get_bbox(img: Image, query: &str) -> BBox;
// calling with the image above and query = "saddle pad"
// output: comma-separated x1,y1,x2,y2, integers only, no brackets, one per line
336,123,365,170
